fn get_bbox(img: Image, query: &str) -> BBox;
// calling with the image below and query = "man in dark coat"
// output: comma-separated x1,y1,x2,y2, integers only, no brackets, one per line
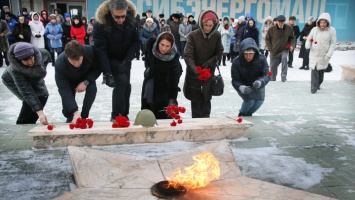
1,42,51,124
168,13,181,56
231,38,270,116
93,0,140,120
265,15,295,82
183,10,223,118
287,16,300,68
55,41,101,123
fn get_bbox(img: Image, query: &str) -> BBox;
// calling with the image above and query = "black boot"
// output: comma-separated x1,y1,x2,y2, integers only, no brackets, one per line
238,112,245,117
305,66,309,70
299,66,305,70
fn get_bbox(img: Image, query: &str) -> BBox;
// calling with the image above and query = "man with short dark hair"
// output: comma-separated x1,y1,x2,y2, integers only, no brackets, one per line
93,0,140,120
287,16,300,68
55,40,101,123
265,15,295,82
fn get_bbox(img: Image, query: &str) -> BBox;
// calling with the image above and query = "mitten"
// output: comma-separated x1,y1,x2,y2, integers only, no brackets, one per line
239,85,252,94
252,80,261,88
105,74,116,88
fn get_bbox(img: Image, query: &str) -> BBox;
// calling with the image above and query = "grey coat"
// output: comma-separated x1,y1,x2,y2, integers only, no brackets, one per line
0,19,9,52
178,22,192,42
183,10,223,102
231,38,270,101
1,43,51,112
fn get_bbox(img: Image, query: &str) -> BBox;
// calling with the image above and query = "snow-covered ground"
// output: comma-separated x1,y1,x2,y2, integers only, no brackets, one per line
0,50,354,199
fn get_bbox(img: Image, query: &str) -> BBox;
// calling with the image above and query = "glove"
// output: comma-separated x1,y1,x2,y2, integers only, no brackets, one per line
73,36,77,40
105,74,116,88
168,99,177,106
116,60,128,74
252,80,261,89
35,34,41,38
239,85,252,94
201,62,209,69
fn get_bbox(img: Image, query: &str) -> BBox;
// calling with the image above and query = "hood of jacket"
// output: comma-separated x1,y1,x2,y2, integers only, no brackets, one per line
198,10,219,39
263,16,273,25
316,12,331,28
72,15,83,28
31,12,40,24
8,43,46,79
240,37,260,53
95,0,137,26
246,18,257,30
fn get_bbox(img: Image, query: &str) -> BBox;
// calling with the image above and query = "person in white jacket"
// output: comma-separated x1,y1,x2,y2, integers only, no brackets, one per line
305,13,336,94
29,12,45,49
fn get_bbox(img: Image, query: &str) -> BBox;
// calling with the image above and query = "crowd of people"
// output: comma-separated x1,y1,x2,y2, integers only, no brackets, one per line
0,0,336,125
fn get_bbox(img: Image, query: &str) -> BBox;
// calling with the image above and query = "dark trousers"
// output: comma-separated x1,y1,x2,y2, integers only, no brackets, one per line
302,49,310,67
260,49,269,59
16,96,48,124
229,44,236,62
62,82,97,119
288,50,294,67
191,100,211,118
0,51,9,66
311,67,324,91
112,69,131,118
180,41,187,58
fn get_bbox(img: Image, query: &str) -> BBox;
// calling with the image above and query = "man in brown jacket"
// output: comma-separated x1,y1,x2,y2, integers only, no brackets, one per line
265,15,295,82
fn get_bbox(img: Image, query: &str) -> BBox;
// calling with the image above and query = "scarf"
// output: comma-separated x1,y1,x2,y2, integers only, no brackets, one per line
152,38,177,61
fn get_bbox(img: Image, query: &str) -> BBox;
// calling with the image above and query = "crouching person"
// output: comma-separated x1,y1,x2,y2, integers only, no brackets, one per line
1,42,51,124
231,38,270,117
55,40,101,123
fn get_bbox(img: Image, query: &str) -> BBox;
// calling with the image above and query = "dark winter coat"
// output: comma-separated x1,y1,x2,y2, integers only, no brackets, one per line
13,22,31,43
168,20,181,44
62,22,72,46
183,10,223,102
93,0,140,74
290,23,301,47
0,19,9,52
142,36,183,119
299,22,316,58
265,23,295,56
55,45,101,115
188,20,199,31
231,38,270,101
242,19,259,46
233,21,246,52
140,22,159,44
1,43,51,112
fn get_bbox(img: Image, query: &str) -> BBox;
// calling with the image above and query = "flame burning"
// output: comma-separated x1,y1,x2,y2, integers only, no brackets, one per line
167,152,220,190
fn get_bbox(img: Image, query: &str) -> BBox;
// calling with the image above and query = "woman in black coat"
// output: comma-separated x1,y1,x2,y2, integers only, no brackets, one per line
231,38,270,117
299,17,316,70
141,32,183,119
1,42,51,124
242,18,259,47
13,16,31,43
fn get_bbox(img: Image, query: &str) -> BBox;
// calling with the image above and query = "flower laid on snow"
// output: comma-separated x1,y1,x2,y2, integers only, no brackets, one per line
47,124,54,130
69,118,94,129
237,118,243,123
267,71,272,77
310,39,313,42
196,66,211,81
166,105,186,126
112,116,130,128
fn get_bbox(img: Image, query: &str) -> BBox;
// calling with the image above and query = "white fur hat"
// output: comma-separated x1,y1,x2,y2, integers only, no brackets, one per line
146,17,154,23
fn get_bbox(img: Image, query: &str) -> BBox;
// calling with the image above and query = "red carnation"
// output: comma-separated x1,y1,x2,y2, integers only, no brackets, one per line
178,107,186,113
196,66,202,72
286,44,292,49
267,72,272,77
69,124,75,129
177,119,183,124
237,118,243,123
314,41,317,44
88,121,94,128
170,121,177,126
310,39,313,42
47,125,54,130
75,123,80,128
112,123,118,128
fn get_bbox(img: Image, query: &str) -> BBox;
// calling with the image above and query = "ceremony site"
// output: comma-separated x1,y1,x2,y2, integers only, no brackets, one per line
0,0,354,199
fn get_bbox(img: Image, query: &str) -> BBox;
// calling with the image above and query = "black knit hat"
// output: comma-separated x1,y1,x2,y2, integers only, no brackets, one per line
22,8,28,12
188,15,194,19
159,14,164,18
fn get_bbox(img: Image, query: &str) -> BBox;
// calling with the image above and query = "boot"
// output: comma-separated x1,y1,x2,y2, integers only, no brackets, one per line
299,66,305,70
238,112,245,117
305,66,309,70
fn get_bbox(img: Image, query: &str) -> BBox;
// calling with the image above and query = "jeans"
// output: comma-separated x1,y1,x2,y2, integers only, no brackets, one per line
180,41,187,58
240,99,264,115
16,96,48,124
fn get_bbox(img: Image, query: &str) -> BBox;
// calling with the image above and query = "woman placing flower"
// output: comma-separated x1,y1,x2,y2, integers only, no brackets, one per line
231,38,270,117
141,32,183,119
183,10,223,118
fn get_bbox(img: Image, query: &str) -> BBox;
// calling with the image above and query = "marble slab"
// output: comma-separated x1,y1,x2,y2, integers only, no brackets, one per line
341,65,355,82
55,142,335,200
28,117,252,147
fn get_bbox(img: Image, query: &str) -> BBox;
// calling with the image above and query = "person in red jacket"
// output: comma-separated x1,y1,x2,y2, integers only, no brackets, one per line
70,15,85,45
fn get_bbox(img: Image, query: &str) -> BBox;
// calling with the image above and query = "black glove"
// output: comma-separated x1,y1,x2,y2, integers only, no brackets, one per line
73,36,77,40
35,34,41,38
201,62,209,69
239,85,252,94
252,80,261,88
168,99,177,105
144,67,151,79
116,60,128,74
105,74,116,88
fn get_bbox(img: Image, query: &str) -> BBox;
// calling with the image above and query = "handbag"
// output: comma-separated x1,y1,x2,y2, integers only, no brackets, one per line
325,63,333,73
211,65,224,96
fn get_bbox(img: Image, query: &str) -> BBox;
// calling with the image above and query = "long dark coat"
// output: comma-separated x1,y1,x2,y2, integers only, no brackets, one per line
0,19,9,52
299,22,316,58
183,10,223,102
231,38,270,101
13,22,31,43
1,43,51,112
141,36,183,119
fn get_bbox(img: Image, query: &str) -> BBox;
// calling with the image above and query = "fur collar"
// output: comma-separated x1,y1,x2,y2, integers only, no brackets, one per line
8,43,46,79
95,0,137,26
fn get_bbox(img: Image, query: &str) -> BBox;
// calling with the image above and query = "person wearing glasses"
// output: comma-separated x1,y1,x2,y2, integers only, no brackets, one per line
1,42,51,124
93,0,140,121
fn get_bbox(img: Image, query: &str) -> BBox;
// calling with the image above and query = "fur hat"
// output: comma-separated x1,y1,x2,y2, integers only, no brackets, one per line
14,42,34,60
238,16,245,22
146,17,153,23
159,14,164,18
22,8,28,12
